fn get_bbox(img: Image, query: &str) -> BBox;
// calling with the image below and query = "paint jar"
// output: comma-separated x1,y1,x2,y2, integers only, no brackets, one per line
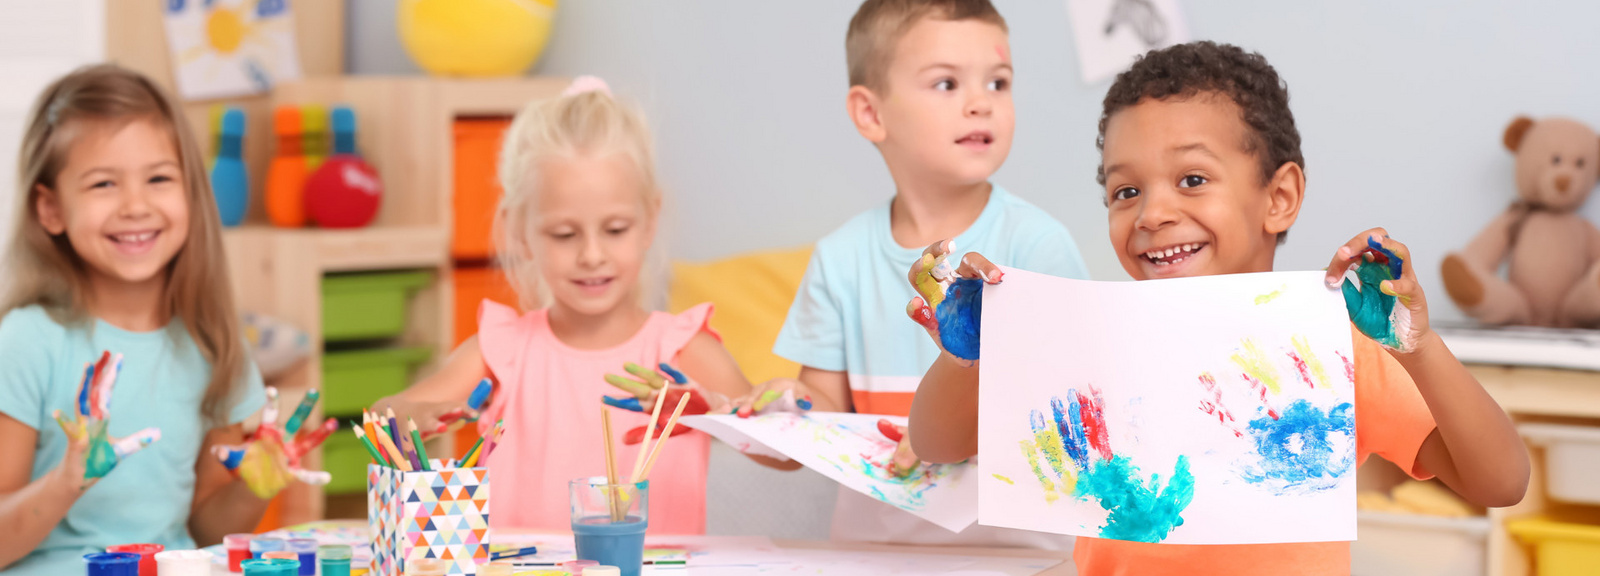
318,544,353,576
285,538,318,575
561,559,599,573
569,478,649,576
250,536,286,559
105,543,162,576
583,567,621,576
263,551,299,561
240,557,300,575
224,533,255,572
83,552,140,576
154,549,212,576
405,557,448,575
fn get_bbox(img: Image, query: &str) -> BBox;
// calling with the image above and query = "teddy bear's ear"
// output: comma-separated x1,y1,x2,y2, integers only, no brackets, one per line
1504,116,1535,152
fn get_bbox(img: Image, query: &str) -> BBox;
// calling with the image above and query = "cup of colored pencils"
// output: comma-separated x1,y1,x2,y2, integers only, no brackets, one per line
357,409,497,576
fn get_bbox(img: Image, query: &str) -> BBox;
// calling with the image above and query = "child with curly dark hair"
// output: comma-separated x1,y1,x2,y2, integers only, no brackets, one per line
902,41,1529,575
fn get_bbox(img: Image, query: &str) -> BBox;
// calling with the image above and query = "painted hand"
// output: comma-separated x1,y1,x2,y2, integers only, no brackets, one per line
729,378,812,418
604,363,724,444
213,387,335,499
877,419,922,479
51,351,160,488
904,240,1003,364
1020,387,1195,543
1326,230,1430,353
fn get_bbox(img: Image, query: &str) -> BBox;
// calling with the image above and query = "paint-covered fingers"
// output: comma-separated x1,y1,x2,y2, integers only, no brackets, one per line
1325,228,1390,287
624,362,669,389
732,379,797,418
907,296,940,339
955,252,1003,284
911,240,957,307
110,427,161,458
884,422,921,478
603,373,656,400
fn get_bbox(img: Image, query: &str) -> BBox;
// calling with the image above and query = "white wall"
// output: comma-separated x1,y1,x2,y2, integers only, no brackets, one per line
350,0,1600,324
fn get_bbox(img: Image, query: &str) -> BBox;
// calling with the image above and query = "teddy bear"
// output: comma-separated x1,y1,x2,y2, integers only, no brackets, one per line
1441,116,1600,328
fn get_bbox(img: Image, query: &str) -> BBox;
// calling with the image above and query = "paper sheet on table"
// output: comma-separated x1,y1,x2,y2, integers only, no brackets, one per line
683,413,978,532
691,548,1063,576
978,268,1357,544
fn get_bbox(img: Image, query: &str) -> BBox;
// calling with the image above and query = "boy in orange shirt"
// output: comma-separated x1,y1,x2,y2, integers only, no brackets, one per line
903,41,1529,574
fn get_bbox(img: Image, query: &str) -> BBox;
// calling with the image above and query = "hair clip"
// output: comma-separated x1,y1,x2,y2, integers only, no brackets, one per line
45,96,67,126
561,75,613,98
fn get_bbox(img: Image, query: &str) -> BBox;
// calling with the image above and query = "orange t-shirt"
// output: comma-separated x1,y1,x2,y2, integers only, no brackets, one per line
1072,328,1439,576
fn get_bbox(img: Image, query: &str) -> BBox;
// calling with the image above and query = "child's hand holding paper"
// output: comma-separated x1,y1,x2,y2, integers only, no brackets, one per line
1326,229,1429,353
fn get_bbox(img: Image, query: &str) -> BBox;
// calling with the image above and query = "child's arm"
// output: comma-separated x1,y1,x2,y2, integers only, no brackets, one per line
0,414,89,569
188,423,270,546
375,337,491,434
905,241,1001,464
673,332,753,404
1328,230,1530,507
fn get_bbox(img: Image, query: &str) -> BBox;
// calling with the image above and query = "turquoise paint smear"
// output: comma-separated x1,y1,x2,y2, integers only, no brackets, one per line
1076,455,1195,543
1241,399,1355,494
1342,239,1404,349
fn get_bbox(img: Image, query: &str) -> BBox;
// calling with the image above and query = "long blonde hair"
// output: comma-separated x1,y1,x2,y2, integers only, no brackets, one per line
6,64,246,426
494,83,664,311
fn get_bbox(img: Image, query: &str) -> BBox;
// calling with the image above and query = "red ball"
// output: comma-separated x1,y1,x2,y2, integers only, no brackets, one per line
304,155,382,228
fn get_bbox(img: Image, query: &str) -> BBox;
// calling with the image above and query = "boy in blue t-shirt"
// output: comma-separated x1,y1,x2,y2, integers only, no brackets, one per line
736,0,1089,547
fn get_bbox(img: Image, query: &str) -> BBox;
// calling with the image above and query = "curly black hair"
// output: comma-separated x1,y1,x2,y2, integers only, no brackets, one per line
1095,41,1303,189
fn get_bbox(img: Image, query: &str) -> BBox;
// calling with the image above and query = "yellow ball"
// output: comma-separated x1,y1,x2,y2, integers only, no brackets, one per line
398,0,557,77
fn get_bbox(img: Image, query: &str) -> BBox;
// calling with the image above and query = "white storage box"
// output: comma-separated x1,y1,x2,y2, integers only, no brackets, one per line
1352,510,1490,576
1520,423,1600,505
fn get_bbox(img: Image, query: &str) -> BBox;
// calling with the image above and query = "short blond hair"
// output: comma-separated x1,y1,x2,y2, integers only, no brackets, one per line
846,0,1008,91
494,88,662,311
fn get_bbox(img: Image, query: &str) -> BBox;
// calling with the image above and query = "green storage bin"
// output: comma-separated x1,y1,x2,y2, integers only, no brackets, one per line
321,271,433,342
320,346,434,417
322,430,370,494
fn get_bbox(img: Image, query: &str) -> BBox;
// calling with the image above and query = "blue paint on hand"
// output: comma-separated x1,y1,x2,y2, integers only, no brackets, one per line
601,395,644,413
1367,236,1403,279
1342,258,1401,349
1241,399,1355,493
936,278,983,361
658,363,689,384
1077,455,1196,543
77,363,94,417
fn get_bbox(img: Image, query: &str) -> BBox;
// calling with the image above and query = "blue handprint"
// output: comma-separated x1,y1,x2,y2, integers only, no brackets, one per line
1341,237,1413,352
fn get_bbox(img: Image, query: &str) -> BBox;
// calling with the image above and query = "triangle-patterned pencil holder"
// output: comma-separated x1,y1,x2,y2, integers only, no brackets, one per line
368,464,491,575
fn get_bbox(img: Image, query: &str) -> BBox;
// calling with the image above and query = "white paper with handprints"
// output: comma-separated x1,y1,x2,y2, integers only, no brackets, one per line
978,268,1356,544
682,413,978,532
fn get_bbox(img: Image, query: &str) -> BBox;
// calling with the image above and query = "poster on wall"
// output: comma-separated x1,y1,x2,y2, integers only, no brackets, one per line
1065,0,1190,84
163,0,302,100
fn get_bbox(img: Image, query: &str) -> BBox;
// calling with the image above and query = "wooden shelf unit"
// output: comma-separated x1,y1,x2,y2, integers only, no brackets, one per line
221,76,565,525
1468,364,1600,576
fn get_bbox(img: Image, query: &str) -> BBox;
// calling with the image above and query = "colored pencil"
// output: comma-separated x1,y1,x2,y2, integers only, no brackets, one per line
371,418,411,472
479,422,505,465
601,407,623,521
399,430,423,471
636,393,692,483
457,433,486,469
386,408,402,448
353,425,389,467
408,418,431,471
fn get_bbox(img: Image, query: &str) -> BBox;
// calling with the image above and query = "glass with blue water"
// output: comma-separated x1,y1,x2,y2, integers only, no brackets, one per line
570,477,649,576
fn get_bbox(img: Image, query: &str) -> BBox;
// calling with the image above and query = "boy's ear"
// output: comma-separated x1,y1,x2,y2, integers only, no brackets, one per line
34,184,66,236
1263,162,1304,238
847,85,888,144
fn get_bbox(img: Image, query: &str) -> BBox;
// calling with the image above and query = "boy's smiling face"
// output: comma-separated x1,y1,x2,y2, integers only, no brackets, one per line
1101,93,1303,280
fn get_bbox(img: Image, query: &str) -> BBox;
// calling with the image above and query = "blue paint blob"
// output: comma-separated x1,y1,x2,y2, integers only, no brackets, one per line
1342,259,1401,349
601,395,644,413
1241,399,1355,493
1076,455,1195,543
657,363,689,384
936,278,983,360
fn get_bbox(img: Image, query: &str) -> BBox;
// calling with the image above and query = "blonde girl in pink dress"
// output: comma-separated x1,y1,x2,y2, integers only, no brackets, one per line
378,78,752,534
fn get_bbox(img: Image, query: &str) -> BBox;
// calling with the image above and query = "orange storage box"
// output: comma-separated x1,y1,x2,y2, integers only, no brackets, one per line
453,117,513,260
453,265,520,346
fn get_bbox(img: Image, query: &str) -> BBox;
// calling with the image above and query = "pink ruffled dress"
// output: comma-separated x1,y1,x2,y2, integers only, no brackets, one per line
476,300,716,534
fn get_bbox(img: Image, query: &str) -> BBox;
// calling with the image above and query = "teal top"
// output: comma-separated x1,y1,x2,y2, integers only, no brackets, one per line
0,305,264,576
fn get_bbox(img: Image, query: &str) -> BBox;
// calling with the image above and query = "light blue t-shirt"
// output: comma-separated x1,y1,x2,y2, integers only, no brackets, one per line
773,185,1090,547
775,185,1089,410
0,306,264,576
